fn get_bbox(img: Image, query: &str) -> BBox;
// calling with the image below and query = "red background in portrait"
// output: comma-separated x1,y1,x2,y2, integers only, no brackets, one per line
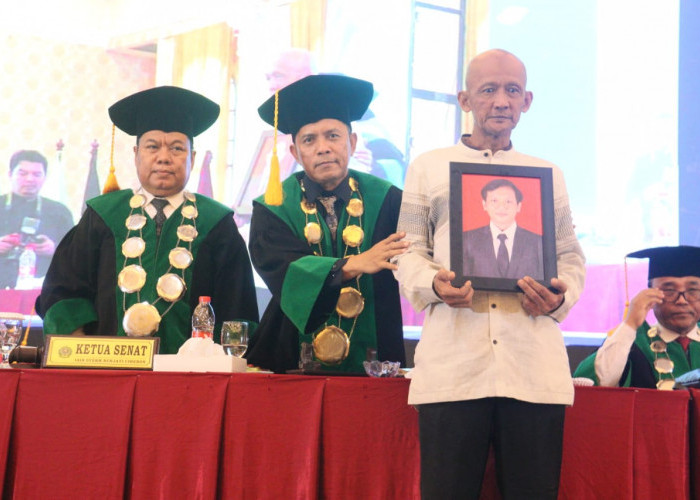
461,174,542,234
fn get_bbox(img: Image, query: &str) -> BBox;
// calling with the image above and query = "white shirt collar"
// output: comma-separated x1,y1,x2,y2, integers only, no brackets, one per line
656,323,700,343
135,187,185,219
136,187,185,209
489,221,517,241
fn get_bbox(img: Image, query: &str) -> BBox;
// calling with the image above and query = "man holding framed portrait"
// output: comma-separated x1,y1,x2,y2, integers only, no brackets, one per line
394,49,586,499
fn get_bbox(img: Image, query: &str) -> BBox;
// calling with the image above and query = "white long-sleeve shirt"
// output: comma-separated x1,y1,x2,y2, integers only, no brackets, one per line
394,140,586,406
594,321,700,386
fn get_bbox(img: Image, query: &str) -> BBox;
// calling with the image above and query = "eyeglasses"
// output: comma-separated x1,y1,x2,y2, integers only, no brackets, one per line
139,144,189,157
659,288,700,303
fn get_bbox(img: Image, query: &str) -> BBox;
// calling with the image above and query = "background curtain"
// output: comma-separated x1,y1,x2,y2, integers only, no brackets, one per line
291,0,327,55
161,23,236,201
463,0,490,134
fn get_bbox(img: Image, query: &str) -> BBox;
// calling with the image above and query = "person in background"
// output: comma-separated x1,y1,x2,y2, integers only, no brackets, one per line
0,150,73,289
37,86,259,353
394,49,586,499
265,48,316,94
245,74,407,374
574,246,700,389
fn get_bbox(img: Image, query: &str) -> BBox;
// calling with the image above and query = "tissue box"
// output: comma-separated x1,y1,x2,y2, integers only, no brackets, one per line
153,354,247,373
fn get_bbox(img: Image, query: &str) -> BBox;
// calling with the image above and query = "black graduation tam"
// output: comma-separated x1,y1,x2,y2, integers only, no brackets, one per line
257,74,373,137
627,246,700,279
108,86,220,141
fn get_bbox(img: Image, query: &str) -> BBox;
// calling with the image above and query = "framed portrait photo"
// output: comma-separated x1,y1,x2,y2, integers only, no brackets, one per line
449,162,557,292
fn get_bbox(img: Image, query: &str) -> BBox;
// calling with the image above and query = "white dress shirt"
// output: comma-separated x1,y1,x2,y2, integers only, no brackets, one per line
595,321,700,386
136,188,185,221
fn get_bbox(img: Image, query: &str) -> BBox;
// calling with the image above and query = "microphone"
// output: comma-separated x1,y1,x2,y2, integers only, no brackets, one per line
8,345,43,367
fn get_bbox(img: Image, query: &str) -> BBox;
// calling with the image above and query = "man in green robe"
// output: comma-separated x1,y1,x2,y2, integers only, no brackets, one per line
36,86,259,354
246,75,407,373
574,246,700,389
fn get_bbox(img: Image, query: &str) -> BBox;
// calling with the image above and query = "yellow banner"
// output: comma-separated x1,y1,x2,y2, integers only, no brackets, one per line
43,335,159,370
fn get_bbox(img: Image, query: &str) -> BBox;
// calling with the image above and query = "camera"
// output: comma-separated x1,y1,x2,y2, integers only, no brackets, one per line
7,217,40,260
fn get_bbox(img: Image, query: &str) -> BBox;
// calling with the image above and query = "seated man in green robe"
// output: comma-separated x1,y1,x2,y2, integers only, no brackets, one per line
246,74,408,373
37,86,259,353
574,246,700,389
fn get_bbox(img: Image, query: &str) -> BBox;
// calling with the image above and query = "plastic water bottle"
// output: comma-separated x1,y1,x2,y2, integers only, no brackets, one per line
15,245,37,290
191,296,215,339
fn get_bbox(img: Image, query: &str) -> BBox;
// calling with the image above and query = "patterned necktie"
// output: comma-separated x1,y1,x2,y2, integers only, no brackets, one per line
677,335,691,353
151,198,169,238
497,233,509,277
317,195,338,240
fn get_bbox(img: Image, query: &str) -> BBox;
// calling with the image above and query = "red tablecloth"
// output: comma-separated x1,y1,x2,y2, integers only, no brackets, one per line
559,387,637,499
219,375,326,499
560,387,689,500
6,370,137,498
126,372,229,499
691,388,700,500
321,377,420,499
0,370,694,499
0,370,20,492
632,389,690,499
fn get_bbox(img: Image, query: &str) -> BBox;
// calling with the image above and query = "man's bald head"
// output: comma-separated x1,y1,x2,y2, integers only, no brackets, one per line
465,49,528,91
458,49,532,150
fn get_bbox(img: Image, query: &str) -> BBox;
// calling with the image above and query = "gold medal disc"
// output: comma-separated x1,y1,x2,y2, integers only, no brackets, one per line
649,340,667,353
656,379,676,391
118,265,147,293
169,247,193,269
346,198,364,217
156,273,186,302
349,177,359,192
312,325,350,365
336,287,365,318
129,194,146,208
181,205,198,220
184,190,196,202
300,200,317,215
177,225,198,242
125,214,147,231
122,237,146,258
342,225,364,247
647,326,659,338
123,302,161,337
305,222,322,244
654,357,674,374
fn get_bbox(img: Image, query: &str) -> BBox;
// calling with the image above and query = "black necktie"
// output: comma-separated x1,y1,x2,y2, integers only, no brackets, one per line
151,198,169,238
317,195,338,240
497,233,509,277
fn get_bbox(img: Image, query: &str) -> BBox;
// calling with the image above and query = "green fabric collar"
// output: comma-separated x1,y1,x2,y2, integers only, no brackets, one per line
258,170,393,372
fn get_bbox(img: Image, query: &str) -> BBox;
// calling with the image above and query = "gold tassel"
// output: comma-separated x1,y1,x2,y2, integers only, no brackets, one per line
21,305,34,346
264,90,283,206
609,256,631,336
103,124,120,194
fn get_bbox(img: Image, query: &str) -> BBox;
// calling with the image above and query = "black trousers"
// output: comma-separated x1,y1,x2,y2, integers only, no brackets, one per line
418,397,565,500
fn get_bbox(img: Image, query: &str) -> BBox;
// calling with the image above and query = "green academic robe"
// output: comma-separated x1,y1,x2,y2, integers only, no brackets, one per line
246,170,405,373
37,189,259,354
574,322,700,388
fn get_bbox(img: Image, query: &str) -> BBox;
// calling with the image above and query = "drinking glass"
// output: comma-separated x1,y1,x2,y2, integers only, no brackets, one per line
0,317,22,366
221,321,249,357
